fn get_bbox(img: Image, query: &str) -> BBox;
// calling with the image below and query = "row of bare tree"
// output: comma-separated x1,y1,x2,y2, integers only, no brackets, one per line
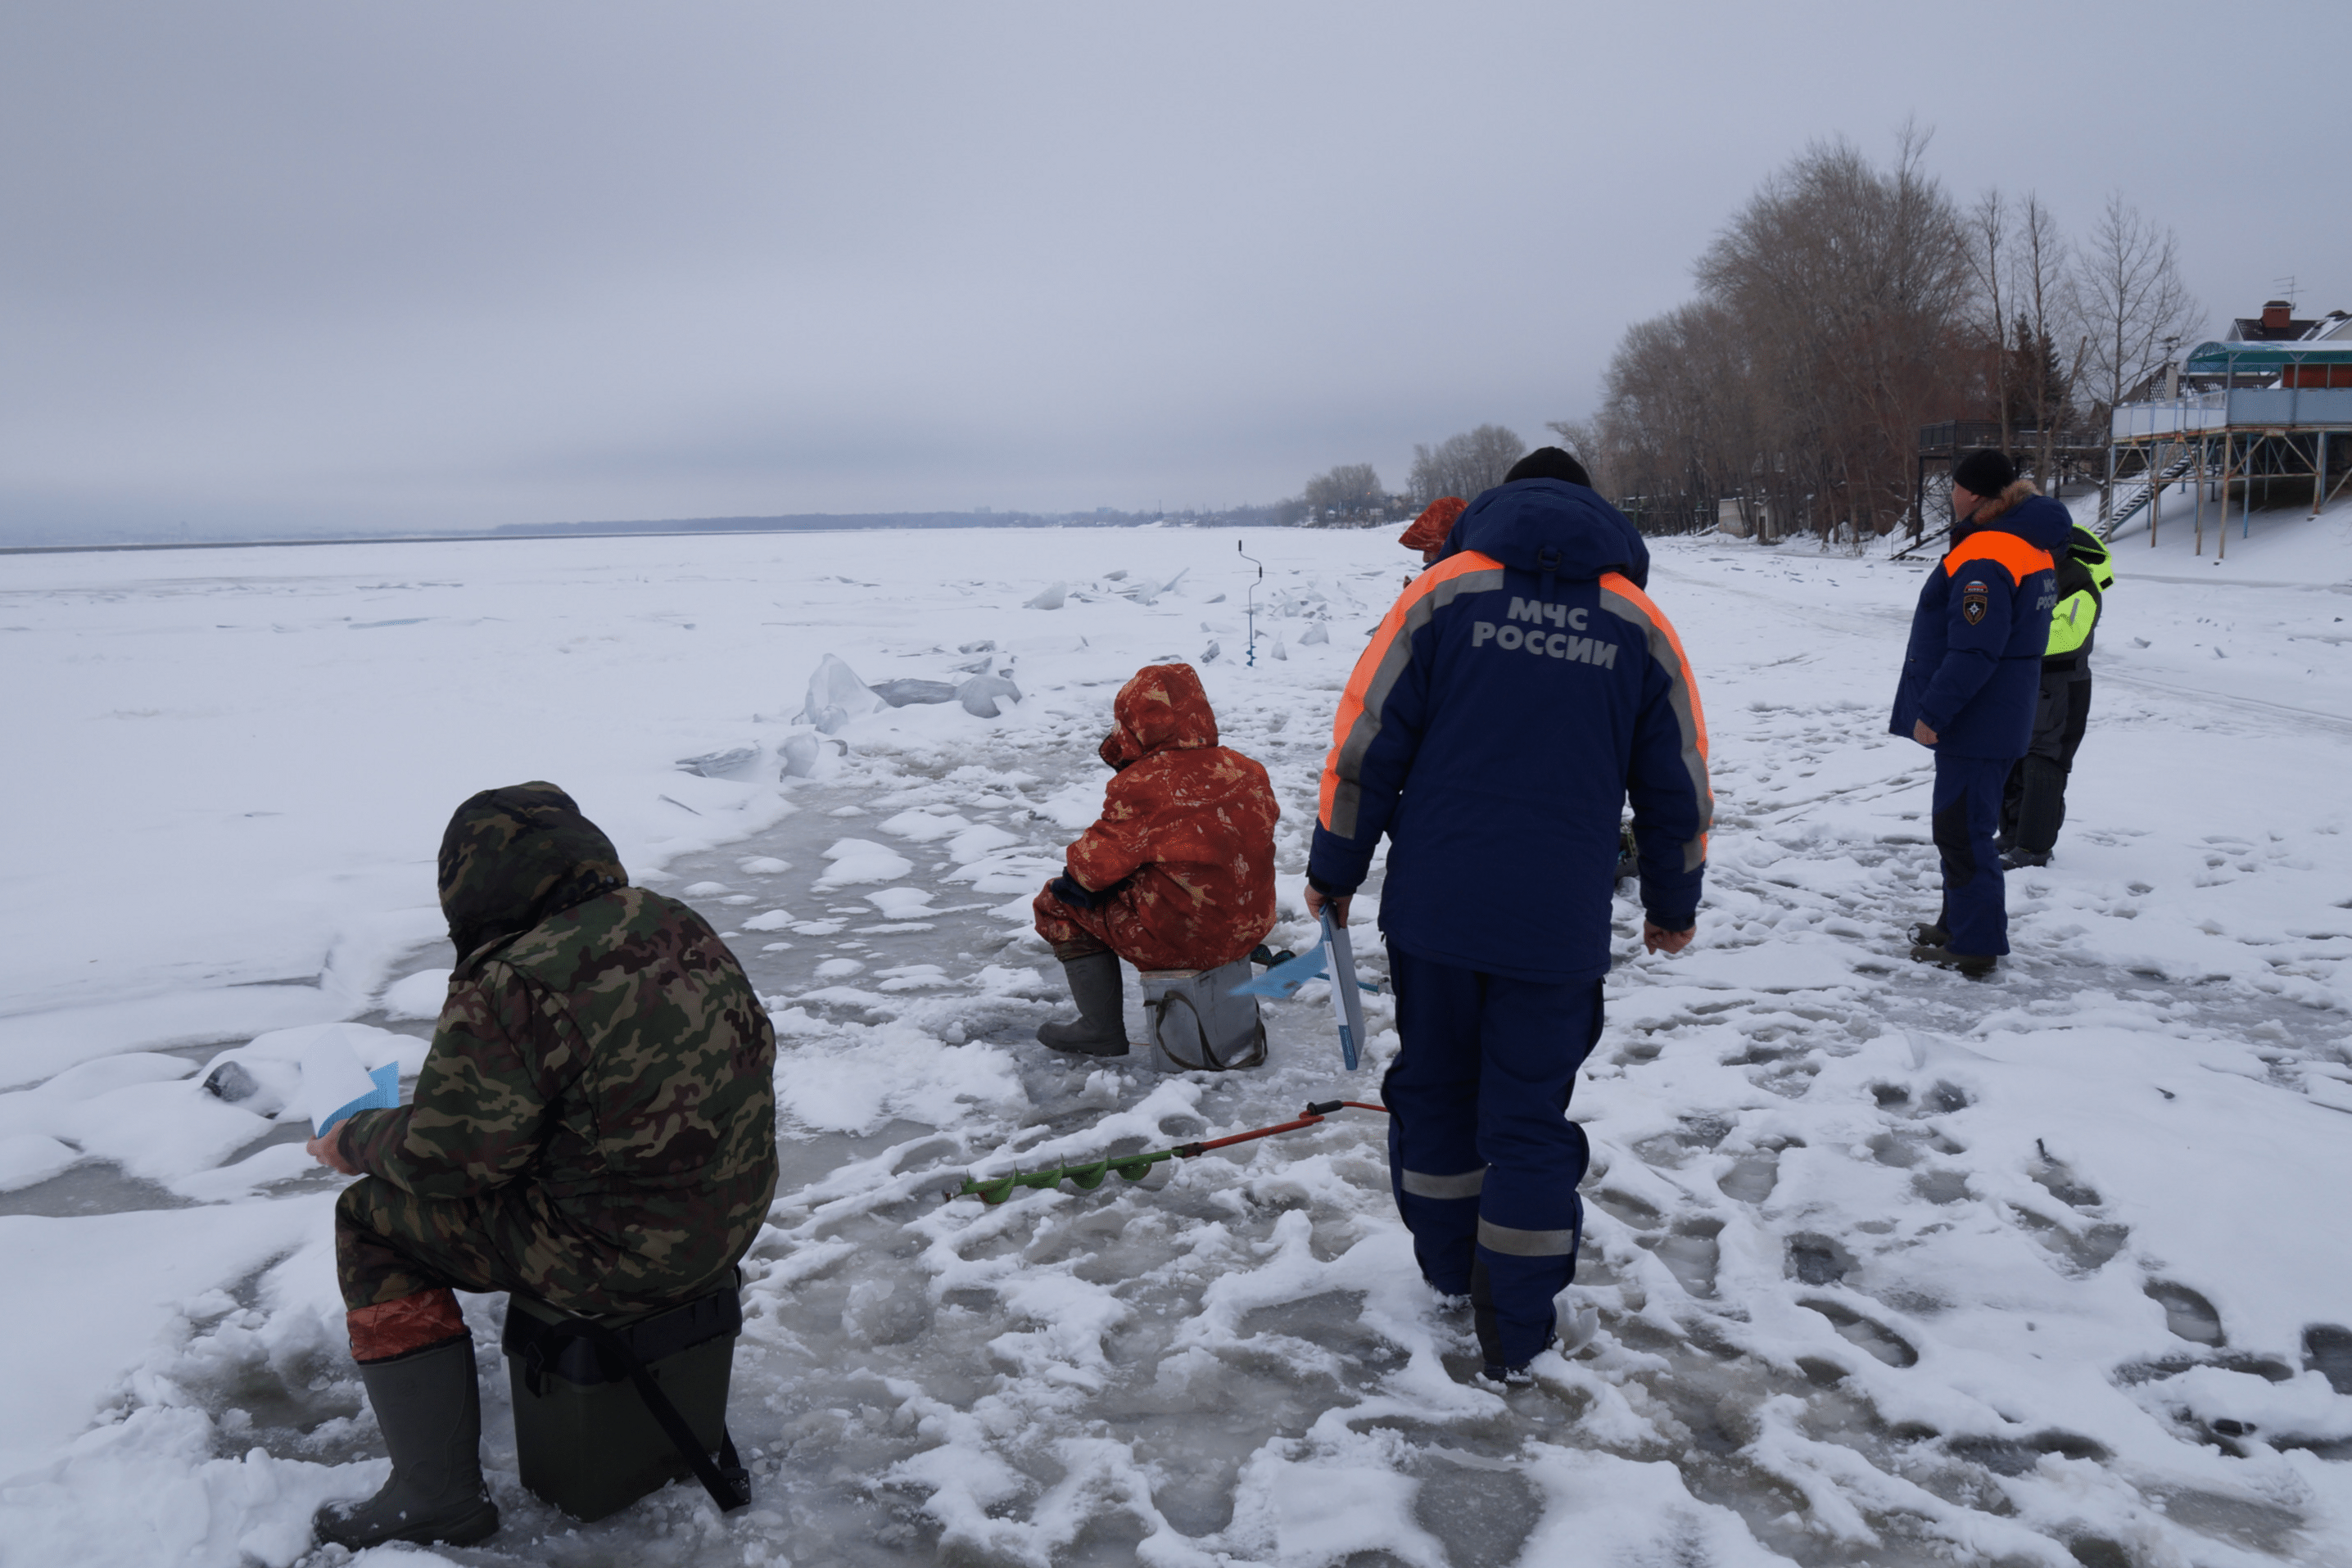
1295,423,1531,525
1563,129,2201,540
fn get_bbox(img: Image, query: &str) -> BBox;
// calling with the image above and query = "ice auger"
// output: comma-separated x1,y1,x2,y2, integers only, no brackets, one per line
949,1099,1389,1204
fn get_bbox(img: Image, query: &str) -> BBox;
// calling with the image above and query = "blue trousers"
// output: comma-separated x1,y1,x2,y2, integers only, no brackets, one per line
1932,753,2011,956
1384,943,1603,1367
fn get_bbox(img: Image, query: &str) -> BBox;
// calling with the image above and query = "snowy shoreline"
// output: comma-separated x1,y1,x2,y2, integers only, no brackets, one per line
3,519,2350,1566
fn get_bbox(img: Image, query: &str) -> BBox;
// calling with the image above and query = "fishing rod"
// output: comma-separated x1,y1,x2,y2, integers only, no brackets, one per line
948,1099,1389,1204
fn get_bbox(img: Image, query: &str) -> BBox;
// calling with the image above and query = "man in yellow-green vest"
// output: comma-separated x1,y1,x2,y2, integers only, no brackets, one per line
2000,525,2114,868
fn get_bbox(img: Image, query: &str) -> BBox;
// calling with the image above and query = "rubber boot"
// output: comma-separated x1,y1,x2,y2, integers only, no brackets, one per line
314,1337,500,1550
1036,951,1128,1056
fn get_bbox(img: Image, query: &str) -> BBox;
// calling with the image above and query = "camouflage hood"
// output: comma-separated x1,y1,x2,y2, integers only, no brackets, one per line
438,781,627,973
1098,662,1219,770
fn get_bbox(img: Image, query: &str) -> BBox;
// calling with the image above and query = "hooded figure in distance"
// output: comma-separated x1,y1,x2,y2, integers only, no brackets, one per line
1031,663,1281,1055
305,782,777,1551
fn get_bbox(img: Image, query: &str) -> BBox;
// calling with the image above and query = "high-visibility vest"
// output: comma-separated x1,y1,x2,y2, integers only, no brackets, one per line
2047,527,2113,658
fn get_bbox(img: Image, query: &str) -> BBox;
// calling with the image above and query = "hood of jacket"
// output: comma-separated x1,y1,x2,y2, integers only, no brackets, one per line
1099,662,1219,770
1441,478,1650,589
438,780,628,971
1959,482,2073,554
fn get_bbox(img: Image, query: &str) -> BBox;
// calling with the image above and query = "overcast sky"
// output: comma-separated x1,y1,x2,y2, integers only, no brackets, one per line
3,1,2345,537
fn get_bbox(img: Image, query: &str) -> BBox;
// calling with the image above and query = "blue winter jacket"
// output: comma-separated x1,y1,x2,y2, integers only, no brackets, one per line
1307,478,1712,983
1888,490,2069,759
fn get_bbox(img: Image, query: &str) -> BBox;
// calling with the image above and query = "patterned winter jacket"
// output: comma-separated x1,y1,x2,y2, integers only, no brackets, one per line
1060,663,1281,971
341,783,777,1304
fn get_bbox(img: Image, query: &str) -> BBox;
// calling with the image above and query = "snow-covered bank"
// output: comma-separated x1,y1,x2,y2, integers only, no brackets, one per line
2,523,2349,1566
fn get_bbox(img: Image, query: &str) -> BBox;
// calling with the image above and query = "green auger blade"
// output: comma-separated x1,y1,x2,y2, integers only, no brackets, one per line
955,1146,1176,1204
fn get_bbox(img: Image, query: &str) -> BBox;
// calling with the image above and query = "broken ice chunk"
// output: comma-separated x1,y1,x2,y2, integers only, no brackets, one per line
957,673,1023,717
957,639,997,653
1299,622,1330,645
946,823,1020,861
801,653,886,734
675,746,761,779
880,810,975,843
1025,582,1067,610
815,838,915,888
871,678,961,707
780,732,826,778
866,888,936,920
1201,640,1221,663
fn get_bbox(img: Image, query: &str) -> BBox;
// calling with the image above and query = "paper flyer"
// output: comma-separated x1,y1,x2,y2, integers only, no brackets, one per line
301,1036,401,1139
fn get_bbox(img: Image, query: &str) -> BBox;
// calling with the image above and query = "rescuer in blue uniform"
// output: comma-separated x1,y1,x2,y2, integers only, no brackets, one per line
1305,448,1712,1382
1892,449,2068,976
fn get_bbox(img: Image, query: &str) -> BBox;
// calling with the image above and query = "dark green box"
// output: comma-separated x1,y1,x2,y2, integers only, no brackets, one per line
500,1287,741,1522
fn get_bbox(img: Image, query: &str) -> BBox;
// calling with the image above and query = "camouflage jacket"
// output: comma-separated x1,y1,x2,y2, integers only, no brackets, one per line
341,887,778,1296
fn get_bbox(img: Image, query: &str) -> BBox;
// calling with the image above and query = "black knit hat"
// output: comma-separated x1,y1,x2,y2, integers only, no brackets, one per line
1503,447,1591,488
1952,449,2016,498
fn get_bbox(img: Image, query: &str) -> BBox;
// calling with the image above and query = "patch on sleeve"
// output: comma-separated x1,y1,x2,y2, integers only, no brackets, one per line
1960,579,1989,626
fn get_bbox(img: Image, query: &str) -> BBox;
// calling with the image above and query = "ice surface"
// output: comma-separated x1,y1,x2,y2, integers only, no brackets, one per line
5,518,2352,1564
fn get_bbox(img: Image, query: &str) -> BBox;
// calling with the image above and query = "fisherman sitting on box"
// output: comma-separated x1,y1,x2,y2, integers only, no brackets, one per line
304,781,777,1550
1031,662,1281,1055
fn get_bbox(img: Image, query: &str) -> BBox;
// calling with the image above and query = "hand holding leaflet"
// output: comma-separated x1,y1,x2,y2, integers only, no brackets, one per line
301,1035,400,1140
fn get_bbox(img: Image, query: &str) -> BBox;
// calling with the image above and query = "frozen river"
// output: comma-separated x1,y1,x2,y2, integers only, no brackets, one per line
2,516,2350,1566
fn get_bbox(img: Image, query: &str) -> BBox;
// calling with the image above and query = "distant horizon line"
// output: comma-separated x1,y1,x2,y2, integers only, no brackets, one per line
0,505,1321,557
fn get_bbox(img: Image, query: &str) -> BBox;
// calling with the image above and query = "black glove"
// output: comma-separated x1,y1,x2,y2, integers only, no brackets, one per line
1048,872,1130,911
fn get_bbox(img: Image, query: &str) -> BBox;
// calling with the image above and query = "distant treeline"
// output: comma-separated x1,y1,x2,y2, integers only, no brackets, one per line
492,505,1300,537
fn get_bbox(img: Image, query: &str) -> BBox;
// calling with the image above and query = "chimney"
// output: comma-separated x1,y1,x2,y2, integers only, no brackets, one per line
2262,300,2294,332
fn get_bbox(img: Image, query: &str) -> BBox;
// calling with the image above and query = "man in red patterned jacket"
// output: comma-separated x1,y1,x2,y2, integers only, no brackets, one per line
1031,662,1280,1055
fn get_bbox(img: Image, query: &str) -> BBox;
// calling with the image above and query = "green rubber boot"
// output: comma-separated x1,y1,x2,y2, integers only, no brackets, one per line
314,1337,501,1550
1036,951,1129,1056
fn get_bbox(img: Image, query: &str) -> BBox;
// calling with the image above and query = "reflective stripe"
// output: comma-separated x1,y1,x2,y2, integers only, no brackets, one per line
1477,1218,1578,1257
1318,553,1509,837
1400,1166,1486,1200
1597,572,1713,873
1942,531,2054,583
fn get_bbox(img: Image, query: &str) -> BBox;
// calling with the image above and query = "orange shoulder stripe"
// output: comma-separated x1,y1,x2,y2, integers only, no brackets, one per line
1943,531,2055,582
1598,572,1711,774
1599,571,1713,870
1317,550,1504,832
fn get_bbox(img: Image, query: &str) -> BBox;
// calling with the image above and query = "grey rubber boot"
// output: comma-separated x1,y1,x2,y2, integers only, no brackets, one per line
314,1337,500,1550
1036,951,1129,1055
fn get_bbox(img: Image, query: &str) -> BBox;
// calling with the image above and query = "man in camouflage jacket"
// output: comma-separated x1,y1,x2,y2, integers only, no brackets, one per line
305,781,777,1549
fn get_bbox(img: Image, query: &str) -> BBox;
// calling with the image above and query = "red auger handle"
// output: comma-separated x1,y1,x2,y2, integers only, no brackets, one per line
1179,1114,1323,1156
1304,1100,1391,1116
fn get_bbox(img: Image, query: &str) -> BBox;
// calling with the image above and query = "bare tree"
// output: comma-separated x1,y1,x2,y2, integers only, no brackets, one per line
2072,192,2201,513
1693,126,1970,540
1968,188,2011,454
1408,424,1526,504
1302,463,1386,524
2011,192,2072,485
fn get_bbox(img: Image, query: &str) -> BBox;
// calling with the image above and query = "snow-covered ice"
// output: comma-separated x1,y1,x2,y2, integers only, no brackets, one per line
2,512,2350,1565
